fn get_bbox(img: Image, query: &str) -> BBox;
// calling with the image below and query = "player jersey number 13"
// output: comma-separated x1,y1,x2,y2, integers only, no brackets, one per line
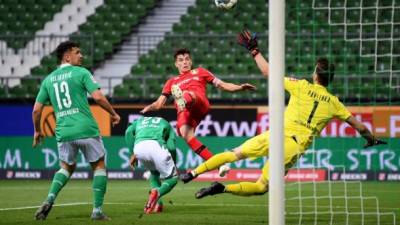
53,81,72,110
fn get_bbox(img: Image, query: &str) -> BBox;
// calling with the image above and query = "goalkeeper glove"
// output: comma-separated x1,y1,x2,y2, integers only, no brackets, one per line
364,138,387,148
237,29,260,57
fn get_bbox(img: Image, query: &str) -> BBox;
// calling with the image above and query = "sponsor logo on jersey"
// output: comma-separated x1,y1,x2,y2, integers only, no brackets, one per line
175,77,200,87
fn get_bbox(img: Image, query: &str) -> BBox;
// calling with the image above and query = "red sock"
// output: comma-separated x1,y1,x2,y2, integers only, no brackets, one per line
187,137,213,160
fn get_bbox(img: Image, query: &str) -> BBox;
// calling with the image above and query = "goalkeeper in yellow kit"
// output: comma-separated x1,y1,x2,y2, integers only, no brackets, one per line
180,29,387,198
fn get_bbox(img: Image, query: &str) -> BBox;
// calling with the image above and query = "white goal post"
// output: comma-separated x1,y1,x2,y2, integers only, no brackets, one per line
268,1,285,225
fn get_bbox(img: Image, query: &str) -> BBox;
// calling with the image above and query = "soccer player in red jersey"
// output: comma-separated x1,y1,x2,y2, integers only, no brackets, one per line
141,48,256,167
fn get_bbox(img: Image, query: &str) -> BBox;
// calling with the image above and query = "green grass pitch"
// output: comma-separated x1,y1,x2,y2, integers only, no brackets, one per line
0,180,398,225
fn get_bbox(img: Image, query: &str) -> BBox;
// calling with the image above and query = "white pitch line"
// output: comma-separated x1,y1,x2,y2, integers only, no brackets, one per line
0,202,91,211
0,202,398,212
0,202,266,211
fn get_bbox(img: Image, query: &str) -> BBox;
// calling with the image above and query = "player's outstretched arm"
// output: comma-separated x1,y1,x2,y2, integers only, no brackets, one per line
237,29,269,79
140,95,167,114
346,116,387,148
32,102,44,147
253,53,270,79
217,80,256,92
91,90,120,126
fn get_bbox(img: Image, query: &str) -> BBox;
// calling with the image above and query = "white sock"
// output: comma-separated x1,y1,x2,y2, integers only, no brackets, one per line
93,207,102,214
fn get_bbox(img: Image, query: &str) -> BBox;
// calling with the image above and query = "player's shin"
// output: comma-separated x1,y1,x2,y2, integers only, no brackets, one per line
225,181,268,196
188,137,213,160
46,168,71,203
92,169,107,213
158,176,178,196
149,171,161,189
193,151,238,176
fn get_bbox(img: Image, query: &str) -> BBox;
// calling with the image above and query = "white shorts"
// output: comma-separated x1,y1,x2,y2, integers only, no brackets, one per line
57,137,106,165
134,140,177,179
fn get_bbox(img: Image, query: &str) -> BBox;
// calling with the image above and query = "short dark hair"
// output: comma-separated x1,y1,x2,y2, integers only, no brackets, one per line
315,57,335,86
174,48,191,60
55,41,80,64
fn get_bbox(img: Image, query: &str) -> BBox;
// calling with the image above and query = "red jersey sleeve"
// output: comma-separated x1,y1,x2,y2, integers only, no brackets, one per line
198,67,216,83
162,78,173,96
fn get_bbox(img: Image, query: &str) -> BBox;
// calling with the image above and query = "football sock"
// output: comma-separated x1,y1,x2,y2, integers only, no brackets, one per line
158,176,178,196
93,207,102,214
157,198,163,205
92,169,107,210
225,181,268,196
149,172,164,204
188,137,213,160
193,151,238,176
46,168,70,203
149,172,161,189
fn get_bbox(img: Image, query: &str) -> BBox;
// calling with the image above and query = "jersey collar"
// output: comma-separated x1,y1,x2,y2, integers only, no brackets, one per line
59,63,72,68
179,69,191,76
314,83,327,90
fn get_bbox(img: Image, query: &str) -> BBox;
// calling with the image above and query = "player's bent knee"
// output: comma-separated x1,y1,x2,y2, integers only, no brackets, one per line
233,147,246,160
254,179,268,195
60,161,76,174
90,157,106,170
254,182,268,195
170,176,179,185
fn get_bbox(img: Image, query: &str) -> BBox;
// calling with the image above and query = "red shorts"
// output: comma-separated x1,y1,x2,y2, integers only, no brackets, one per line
176,95,210,136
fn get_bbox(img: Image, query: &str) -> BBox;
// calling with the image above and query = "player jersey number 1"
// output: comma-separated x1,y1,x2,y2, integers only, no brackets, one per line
53,81,72,110
307,101,319,124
